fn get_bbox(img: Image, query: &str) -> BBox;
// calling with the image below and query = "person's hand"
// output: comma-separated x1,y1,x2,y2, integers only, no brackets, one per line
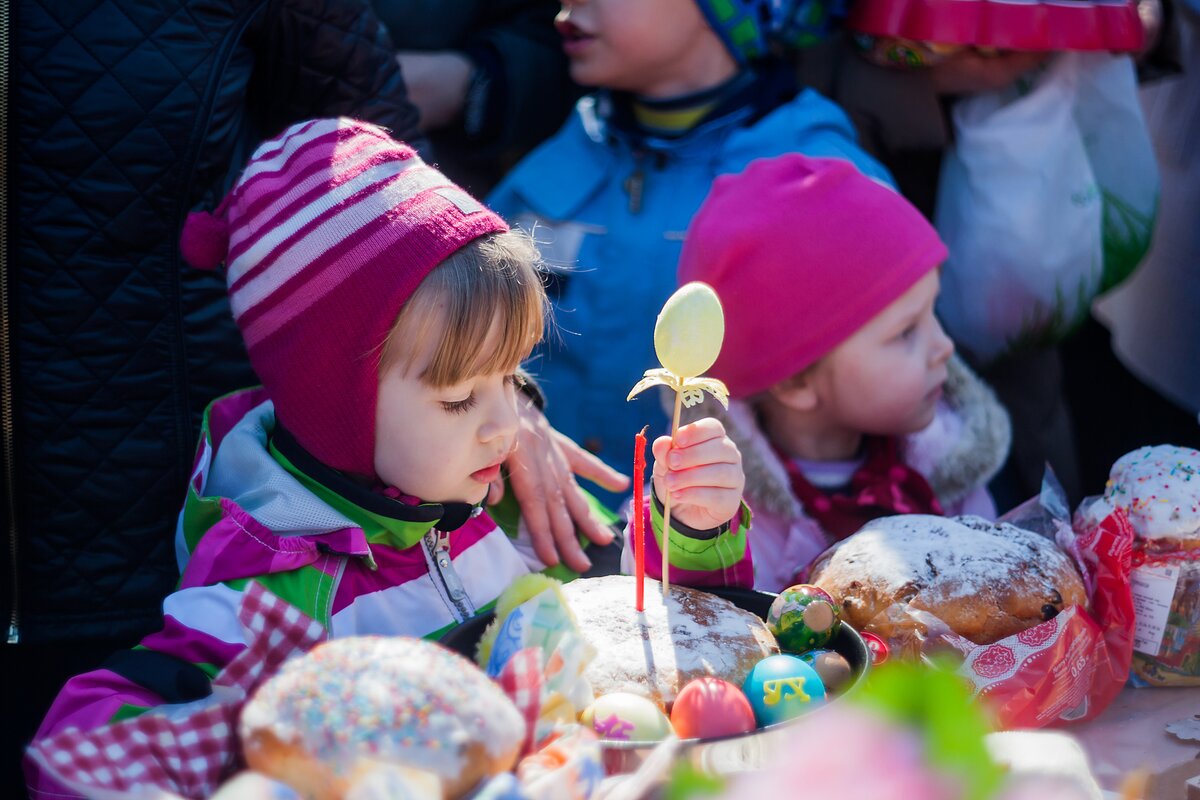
492,397,630,571
929,50,1048,96
396,51,473,131
651,417,744,533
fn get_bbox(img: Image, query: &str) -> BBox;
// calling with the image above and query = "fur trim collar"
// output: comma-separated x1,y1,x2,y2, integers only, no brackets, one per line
688,355,1011,518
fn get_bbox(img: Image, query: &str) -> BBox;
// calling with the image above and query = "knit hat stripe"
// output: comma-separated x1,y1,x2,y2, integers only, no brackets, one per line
226,149,420,287
227,133,399,256
238,210,404,350
229,163,452,322
227,158,406,291
233,118,343,190
239,190,504,350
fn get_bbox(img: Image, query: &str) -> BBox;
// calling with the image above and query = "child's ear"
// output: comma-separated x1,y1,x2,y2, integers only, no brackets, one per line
766,371,820,413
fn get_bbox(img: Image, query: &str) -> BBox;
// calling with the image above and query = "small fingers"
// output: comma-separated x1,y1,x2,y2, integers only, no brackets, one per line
659,461,745,495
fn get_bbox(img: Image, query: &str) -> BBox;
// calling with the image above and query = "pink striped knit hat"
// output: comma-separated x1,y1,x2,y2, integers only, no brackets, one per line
180,118,509,477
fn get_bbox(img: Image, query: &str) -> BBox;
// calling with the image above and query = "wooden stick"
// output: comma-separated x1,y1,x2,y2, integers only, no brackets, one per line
661,390,683,598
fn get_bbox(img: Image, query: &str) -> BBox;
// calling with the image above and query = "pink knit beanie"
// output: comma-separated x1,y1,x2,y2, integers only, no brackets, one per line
180,118,508,477
678,154,947,399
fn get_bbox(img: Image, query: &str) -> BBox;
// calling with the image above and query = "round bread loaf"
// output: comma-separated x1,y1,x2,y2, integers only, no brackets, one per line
808,515,1086,647
560,575,778,710
240,636,524,800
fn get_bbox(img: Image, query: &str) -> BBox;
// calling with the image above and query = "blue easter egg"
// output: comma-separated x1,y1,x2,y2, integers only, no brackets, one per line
767,584,840,654
742,654,826,727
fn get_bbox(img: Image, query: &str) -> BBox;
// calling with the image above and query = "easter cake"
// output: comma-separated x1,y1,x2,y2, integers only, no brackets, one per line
560,574,779,710
240,636,525,800
1078,444,1200,550
808,514,1086,648
1078,444,1200,685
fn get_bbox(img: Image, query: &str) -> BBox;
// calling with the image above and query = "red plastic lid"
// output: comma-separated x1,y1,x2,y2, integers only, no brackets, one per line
847,0,1144,53
860,631,891,665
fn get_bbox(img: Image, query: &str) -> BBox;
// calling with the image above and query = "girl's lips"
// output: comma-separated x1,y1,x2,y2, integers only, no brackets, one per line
471,463,503,484
556,20,594,55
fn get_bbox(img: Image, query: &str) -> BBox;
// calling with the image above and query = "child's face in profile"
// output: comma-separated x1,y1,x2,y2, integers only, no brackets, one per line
374,318,520,504
809,270,954,437
555,0,734,97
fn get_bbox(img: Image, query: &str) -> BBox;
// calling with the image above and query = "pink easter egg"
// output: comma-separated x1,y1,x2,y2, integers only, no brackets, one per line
670,677,756,740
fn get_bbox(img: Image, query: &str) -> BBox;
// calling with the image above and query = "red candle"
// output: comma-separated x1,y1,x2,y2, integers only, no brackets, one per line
634,426,647,612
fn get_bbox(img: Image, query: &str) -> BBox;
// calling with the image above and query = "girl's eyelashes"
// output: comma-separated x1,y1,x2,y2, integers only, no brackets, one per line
440,374,520,413
441,393,477,414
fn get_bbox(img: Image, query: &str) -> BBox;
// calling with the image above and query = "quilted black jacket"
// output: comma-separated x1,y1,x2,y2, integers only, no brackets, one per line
5,0,424,646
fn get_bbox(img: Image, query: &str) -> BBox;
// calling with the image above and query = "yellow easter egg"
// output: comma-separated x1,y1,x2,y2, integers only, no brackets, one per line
653,282,725,378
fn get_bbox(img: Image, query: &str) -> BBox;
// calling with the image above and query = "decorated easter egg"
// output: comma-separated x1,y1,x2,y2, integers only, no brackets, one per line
742,654,826,728
580,692,672,742
670,677,756,740
799,649,853,695
767,584,840,653
653,282,725,378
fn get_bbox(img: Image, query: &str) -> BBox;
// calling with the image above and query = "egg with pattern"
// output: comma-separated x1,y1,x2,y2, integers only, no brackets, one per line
580,692,672,742
767,584,840,653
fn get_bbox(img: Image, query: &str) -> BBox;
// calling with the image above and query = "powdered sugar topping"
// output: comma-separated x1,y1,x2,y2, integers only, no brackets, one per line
814,514,1075,599
561,576,777,706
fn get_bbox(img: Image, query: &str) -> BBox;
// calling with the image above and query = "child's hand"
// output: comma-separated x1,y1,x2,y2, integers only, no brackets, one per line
652,417,745,533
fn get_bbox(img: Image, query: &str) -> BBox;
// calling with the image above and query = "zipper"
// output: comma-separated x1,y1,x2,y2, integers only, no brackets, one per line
623,151,646,214
424,528,475,622
1,0,18,645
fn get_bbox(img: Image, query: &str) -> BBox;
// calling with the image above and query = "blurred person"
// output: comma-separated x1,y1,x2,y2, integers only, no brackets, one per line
373,0,583,195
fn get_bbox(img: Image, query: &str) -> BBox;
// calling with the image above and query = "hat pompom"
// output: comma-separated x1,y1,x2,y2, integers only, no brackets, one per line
180,210,230,270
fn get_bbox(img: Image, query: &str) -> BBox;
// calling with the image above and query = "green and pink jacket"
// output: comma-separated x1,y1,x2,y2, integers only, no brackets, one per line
29,388,751,797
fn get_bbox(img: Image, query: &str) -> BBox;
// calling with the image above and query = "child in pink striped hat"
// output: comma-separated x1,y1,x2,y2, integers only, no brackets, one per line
28,118,752,798
677,153,1012,592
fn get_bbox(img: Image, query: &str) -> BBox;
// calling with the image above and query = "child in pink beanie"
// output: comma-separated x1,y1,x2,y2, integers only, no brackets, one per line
27,118,750,799
678,153,1011,591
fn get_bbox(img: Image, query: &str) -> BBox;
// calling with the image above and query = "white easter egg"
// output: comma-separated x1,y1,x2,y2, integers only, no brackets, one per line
653,282,725,378
581,692,672,742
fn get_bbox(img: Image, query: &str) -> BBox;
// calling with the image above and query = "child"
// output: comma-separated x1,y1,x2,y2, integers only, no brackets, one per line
677,153,1011,592
25,118,749,797
486,0,891,498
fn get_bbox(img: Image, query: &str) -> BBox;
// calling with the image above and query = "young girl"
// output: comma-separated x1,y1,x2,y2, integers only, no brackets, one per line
26,118,748,797
678,153,1011,592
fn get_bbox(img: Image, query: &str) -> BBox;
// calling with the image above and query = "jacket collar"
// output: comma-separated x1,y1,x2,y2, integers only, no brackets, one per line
270,426,483,550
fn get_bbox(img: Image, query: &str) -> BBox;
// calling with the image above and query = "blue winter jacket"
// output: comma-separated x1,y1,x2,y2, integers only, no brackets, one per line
488,77,891,500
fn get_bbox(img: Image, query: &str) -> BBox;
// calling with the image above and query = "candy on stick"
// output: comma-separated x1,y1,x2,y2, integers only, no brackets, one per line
627,282,729,596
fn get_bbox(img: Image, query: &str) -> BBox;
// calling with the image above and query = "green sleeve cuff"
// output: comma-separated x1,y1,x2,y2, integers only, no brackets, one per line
650,494,752,572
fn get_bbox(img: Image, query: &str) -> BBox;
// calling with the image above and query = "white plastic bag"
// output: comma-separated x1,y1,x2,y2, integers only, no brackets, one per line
934,53,1157,365
1071,53,1159,292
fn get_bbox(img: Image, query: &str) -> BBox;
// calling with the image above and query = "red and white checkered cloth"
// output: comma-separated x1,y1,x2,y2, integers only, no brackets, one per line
496,647,544,757
27,582,327,799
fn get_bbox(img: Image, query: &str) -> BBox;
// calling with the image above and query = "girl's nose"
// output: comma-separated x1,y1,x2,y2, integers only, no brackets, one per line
479,390,519,447
930,317,954,365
